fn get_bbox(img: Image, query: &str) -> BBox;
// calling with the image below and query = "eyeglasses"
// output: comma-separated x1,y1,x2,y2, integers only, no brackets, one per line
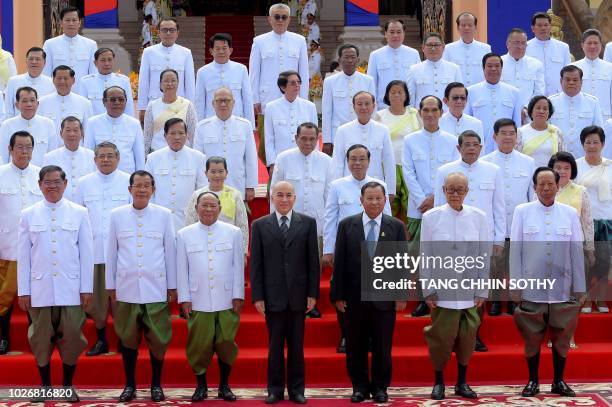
273,14,289,21
461,143,481,148
444,187,466,195
508,41,527,47
160,28,177,34
105,97,126,103
13,145,33,152
132,183,153,189
287,80,302,86
214,98,232,105
425,43,443,49
42,180,64,187
450,96,467,101
96,154,117,160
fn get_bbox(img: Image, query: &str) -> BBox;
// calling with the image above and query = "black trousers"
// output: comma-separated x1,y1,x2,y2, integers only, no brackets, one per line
345,301,395,393
265,308,306,397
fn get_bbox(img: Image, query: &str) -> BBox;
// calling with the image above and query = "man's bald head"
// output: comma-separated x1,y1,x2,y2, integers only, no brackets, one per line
271,181,296,215
443,172,469,210
444,172,468,188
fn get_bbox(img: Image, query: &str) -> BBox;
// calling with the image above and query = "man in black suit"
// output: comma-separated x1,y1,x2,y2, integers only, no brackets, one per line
250,181,320,404
330,181,407,403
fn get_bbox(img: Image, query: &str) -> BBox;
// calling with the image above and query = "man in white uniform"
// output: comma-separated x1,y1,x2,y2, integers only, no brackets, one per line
249,3,309,116
5,47,54,118
42,6,97,83
421,172,491,401
38,65,94,136
73,141,130,357
408,33,463,110
465,53,521,154
331,91,396,196
367,19,421,107
526,12,571,96
78,48,136,117
177,191,244,402
43,117,95,201
85,86,145,174
572,29,612,121
501,28,545,116
549,65,603,159
511,167,585,398
265,70,318,170
0,86,57,166
146,118,207,231
440,82,484,138
271,122,332,244
138,17,195,122
106,170,177,403
17,165,94,402
0,132,42,356
195,33,254,127
435,131,506,350
482,118,535,316
322,44,375,154
605,42,612,62
403,95,460,317
193,88,258,201
442,12,491,87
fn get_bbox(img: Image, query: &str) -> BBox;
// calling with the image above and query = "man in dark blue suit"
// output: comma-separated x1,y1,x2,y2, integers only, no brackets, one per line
330,181,407,403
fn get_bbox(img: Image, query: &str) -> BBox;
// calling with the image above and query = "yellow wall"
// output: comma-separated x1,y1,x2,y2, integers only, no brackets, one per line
13,0,44,72
451,0,488,43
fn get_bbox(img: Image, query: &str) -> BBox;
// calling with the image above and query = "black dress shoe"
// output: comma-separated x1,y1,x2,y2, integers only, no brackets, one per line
191,385,208,401
411,302,430,317
218,385,237,401
289,393,307,404
372,389,388,403
0,339,8,354
306,307,322,318
336,337,346,353
521,381,539,397
551,380,575,397
265,393,282,404
489,301,502,316
350,391,367,403
86,340,109,356
454,383,477,398
507,302,516,315
474,336,488,352
119,386,136,402
151,386,165,402
431,384,445,400
31,386,52,403
63,386,80,403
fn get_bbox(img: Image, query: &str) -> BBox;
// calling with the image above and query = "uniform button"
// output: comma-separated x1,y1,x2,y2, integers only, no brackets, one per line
209,275,214,280
53,261,57,266
138,223,143,227
54,273,58,277
138,253,143,257
52,250,56,254
138,233,142,237
52,228,56,232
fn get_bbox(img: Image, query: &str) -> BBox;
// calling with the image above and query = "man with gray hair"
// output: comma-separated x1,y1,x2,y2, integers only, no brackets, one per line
193,87,258,201
249,3,309,116
421,171,491,400
73,141,131,356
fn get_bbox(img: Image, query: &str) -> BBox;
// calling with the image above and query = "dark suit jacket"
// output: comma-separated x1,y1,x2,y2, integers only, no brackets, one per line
330,212,407,311
250,211,320,312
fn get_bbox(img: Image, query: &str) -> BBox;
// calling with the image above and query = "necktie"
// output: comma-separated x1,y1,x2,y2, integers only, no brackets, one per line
280,215,289,239
366,219,377,258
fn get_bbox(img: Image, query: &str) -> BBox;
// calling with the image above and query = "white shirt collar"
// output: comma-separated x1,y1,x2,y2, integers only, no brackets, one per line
131,204,150,215
10,162,32,175
536,198,556,212
44,198,65,209
276,210,293,225
426,59,442,68
443,203,465,215
460,159,480,168
96,169,117,181
362,211,383,228
563,92,582,102
105,113,124,124
423,127,440,137
485,81,500,90
162,43,176,52
350,174,368,185
198,220,219,231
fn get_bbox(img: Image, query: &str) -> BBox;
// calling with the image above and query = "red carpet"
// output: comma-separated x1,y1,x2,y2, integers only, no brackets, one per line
2,274,612,387
204,16,254,66
3,385,612,406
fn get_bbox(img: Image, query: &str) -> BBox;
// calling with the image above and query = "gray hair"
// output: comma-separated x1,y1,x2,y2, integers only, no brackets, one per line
269,3,290,16
213,86,234,99
94,141,120,157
